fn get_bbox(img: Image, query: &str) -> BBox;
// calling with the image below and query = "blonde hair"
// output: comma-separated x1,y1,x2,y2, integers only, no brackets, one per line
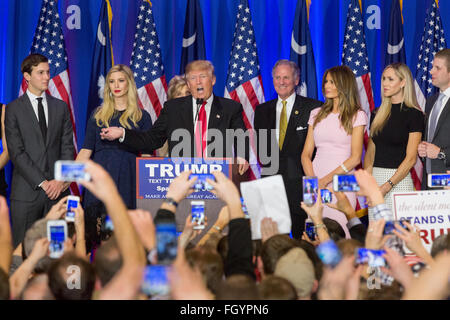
94,64,142,129
167,75,189,100
370,63,420,136
184,60,215,77
313,65,362,135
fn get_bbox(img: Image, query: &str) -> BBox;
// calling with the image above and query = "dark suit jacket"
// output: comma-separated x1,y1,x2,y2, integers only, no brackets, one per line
254,95,322,216
5,93,74,201
422,93,450,188
123,95,247,158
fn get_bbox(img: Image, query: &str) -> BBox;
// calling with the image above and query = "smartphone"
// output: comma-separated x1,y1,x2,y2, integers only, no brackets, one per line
333,174,360,192
65,195,80,222
156,221,178,265
240,197,250,219
383,219,410,235
305,219,316,240
427,173,450,188
321,189,332,204
104,215,114,231
54,160,91,182
141,265,171,298
355,248,386,267
303,176,318,206
191,200,205,230
47,220,67,259
315,240,342,268
189,173,215,192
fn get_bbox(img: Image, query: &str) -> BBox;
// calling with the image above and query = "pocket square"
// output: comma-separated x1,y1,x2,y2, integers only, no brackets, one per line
296,126,307,131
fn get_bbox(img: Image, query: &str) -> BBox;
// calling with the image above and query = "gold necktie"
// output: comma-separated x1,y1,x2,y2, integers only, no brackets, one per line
279,100,287,150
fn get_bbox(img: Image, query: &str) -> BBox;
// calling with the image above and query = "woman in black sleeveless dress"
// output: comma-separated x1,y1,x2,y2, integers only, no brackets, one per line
0,103,9,197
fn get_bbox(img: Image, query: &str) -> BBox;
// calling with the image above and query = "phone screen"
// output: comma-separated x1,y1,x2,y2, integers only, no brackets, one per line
104,215,114,231
383,220,410,235
355,248,386,267
191,202,205,229
240,197,250,219
189,173,215,192
56,161,90,182
428,174,450,187
305,221,316,240
141,265,171,298
320,189,332,204
66,198,78,221
316,240,342,268
156,223,178,264
303,176,318,206
334,174,360,192
49,226,65,257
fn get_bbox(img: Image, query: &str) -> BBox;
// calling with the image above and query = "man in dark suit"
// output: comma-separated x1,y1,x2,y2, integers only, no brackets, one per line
5,54,74,247
418,49,450,189
254,60,322,239
101,60,249,173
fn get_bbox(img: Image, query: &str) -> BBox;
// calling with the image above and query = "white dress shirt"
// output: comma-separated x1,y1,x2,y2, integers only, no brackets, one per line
26,90,49,127
275,92,296,143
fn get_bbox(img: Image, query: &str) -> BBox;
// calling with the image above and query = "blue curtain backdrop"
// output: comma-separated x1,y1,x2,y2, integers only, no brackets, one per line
1,0,449,150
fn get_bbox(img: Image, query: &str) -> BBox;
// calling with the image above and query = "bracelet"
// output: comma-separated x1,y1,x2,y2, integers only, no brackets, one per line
387,179,395,188
213,225,222,232
340,163,349,173
314,223,327,231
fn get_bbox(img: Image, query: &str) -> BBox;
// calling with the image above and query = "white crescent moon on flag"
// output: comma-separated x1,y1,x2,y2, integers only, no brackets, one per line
291,32,307,55
387,38,404,55
182,32,196,48
97,22,106,46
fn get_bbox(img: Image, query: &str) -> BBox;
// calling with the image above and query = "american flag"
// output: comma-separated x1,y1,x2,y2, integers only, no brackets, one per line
130,0,167,123
342,0,375,213
20,0,79,195
224,0,265,180
413,0,446,190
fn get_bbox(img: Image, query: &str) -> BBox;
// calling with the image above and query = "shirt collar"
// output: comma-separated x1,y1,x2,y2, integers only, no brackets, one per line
440,87,450,98
192,94,214,107
26,90,46,102
277,92,296,105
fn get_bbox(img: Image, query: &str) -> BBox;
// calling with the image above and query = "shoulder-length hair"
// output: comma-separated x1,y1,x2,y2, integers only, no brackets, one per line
94,64,142,129
313,65,362,135
370,63,420,136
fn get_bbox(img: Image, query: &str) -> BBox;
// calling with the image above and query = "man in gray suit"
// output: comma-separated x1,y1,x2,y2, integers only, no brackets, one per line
418,49,450,189
5,54,74,248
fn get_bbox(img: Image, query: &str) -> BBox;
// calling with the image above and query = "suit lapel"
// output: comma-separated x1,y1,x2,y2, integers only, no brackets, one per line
208,96,223,130
181,96,195,135
432,98,450,141
21,94,46,146
45,95,55,146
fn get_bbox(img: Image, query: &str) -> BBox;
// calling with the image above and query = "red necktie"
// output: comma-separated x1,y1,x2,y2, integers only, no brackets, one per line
195,101,207,157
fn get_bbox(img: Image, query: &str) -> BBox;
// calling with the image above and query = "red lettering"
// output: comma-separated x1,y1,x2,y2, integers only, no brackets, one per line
420,230,429,244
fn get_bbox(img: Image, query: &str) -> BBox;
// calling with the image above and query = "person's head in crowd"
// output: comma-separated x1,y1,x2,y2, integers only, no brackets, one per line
94,236,122,288
215,274,260,300
258,275,298,300
0,268,9,300
47,252,96,300
274,247,317,300
23,219,54,273
167,75,190,100
21,53,49,96
272,59,300,100
217,235,228,265
185,247,224,295
297,239,323,282
431,48,450,91
371,62,420,137
359,281,403,300
314,65,361,135
20,274,54,300
95,64,143,130
431,234,448,258
337,238,363,257
259,234,297,277
323,217,346,242
185,60,216,101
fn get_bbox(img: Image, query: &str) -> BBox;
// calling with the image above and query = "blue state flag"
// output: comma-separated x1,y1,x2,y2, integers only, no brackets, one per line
180,0,206,74
86,0,114,122
386,0,406,65
290,0,317,99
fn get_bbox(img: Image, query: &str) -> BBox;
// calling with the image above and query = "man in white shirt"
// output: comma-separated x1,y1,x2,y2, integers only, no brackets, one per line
5,53,74,248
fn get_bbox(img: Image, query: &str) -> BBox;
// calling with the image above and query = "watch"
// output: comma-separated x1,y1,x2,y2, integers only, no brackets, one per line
437,149,446,160
163,197,178,208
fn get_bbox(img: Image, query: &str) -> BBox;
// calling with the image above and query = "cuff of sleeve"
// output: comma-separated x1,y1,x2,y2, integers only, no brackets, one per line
372,203,393,220
38,181,45,189
118,128,125,143
347,217,362,229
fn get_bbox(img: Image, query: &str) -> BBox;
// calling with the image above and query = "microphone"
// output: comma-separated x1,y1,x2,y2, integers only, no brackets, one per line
194,98,204,123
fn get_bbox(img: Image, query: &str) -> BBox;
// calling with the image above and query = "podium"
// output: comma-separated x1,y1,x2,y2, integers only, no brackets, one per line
136,157,249,237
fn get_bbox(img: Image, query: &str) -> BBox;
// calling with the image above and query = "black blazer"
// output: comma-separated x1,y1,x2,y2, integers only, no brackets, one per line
422,92,450,188
5,93,74,201
123,95,247,158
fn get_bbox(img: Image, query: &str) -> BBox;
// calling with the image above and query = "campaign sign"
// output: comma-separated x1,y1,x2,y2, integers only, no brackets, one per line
137,158,232,200
392,190,450,254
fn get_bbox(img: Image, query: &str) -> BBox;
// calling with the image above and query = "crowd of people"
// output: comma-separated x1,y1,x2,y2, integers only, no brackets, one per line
0,47,448,300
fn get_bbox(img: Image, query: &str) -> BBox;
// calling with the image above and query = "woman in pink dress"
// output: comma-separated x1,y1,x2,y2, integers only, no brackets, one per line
301,66,367,237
